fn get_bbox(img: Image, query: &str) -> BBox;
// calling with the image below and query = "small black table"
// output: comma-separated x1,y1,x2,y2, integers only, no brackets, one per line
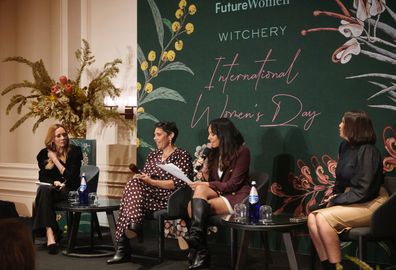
55,197,120,257
222,214,307,270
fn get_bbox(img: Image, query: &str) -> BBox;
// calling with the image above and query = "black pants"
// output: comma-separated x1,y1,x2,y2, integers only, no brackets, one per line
32,185,68,237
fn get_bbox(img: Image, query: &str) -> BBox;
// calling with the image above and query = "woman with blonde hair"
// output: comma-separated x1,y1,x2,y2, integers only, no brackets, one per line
33,123,82,254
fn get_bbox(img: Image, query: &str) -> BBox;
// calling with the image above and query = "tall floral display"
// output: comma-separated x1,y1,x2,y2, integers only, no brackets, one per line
1,39,128,138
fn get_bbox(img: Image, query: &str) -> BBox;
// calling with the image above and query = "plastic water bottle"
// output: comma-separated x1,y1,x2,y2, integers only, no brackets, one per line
248,180,260,223
78,173,89,205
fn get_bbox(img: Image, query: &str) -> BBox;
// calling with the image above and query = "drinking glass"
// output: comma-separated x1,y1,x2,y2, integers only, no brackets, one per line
259,205,272,222
233,203,247,222
89,192,99,206
68,191,79,204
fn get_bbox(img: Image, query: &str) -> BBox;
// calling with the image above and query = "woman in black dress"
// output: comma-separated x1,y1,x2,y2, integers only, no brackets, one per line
33,124,82,254
107,121,193,264
307,111,388,269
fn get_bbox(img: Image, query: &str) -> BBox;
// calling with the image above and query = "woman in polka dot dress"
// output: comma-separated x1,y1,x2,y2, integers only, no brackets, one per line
107,121,193,264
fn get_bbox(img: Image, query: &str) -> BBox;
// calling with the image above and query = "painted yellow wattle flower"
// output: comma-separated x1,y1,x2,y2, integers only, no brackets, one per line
137,107,145,113
150,65,158,77
140,60,149,71
161,51,168,61
144,83,153,93
167,50,176,61
178,0,187,9
185,23,194,34
172,21,181,32
136,137,141,148
175,9,184,19
136,82,142,91
175,40,184,51
188,4,197,15
148,50,156,61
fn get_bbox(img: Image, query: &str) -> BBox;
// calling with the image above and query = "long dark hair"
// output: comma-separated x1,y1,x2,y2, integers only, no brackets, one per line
208,118,244,170
342,110,376,145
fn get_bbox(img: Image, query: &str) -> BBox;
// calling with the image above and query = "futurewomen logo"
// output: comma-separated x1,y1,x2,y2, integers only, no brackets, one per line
215,0,290,14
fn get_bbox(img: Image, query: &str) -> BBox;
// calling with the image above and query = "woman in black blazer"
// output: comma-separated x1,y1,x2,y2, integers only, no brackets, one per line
33,124,82,255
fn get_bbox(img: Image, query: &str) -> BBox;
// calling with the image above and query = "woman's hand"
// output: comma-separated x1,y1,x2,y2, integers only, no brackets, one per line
135,173,152,185
47,150,58,162
53,181,65,190
189,181,209,191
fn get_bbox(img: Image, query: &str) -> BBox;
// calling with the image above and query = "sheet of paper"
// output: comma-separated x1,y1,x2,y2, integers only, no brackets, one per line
35,181,52,186
157,163,193,184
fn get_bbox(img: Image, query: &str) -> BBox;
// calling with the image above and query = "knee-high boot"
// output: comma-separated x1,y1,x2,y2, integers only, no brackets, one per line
184,198,211,270
106,234,131,264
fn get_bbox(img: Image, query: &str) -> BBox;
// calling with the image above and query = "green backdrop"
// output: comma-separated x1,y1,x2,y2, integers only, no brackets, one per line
137,0,396,262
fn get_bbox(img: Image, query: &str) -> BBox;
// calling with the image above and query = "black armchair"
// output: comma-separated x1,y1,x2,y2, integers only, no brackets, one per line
130,185,192,263
339,176,396,264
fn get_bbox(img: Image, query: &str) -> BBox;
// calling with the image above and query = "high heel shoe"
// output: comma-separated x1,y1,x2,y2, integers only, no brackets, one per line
47,243,58,255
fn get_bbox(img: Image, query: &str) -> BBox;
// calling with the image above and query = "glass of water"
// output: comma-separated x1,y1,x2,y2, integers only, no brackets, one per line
89,192,98,206
68,191,79,204
233,203,247,222
259,205,272,222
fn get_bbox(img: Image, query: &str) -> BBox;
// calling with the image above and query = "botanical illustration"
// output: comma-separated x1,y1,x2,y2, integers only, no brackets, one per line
137,0,197,148
1,40,126,138
301,0,396,111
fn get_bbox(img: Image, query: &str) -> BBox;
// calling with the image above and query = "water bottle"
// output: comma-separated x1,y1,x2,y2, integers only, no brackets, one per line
78,173,89,205
248,180,260,223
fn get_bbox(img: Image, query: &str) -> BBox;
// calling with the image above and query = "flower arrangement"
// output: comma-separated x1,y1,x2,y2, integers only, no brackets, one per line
1,39,127,138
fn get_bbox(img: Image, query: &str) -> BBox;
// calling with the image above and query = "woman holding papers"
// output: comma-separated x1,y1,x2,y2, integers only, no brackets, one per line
182,118,251,270
33,124,83,254
107,121,193,264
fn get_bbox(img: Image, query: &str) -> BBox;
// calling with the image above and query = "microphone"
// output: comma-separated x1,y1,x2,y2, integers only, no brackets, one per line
194,143,212,174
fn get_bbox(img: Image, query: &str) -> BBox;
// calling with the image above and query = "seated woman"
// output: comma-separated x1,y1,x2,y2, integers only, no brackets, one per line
33,124,83,254
182,118,251,270
107,121,193,264
308,110,388,270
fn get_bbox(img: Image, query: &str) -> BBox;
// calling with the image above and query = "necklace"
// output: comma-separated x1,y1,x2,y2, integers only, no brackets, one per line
161,146,176,161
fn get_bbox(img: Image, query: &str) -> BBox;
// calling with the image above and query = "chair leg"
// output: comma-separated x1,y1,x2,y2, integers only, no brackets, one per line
93,213,102,239
158,216,164,263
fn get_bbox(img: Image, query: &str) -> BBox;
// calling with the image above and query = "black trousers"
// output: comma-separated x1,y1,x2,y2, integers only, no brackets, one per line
32,185,68,237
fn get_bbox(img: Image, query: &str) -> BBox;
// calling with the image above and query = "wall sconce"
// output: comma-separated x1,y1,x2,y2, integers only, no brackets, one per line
104,96,136,120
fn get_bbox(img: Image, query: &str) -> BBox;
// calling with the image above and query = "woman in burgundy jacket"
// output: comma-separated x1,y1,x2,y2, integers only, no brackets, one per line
182,118,251,270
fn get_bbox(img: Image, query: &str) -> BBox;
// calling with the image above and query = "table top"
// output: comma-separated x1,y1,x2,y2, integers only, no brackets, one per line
221,214,307,231
55,197,120,212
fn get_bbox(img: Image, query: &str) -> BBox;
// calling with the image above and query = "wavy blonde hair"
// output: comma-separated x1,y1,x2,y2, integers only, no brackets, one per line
44,124,71,169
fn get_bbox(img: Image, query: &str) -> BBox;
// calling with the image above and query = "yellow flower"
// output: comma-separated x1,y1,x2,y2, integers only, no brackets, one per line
137,107,145,113
175,40,184,51
172,21,181,32
148,50,156,61
167,50,176,62
140,61,149,71
150,65,158,77
188,4,197,15
144,83,153,93
136,137,141,147
179,0,187,9
136,82,142,91
175,9,184,19
185,23,194,34
161,51,168,61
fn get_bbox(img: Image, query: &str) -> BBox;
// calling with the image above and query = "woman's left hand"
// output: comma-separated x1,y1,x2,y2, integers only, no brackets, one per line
189,181,209,191
135,173,152,185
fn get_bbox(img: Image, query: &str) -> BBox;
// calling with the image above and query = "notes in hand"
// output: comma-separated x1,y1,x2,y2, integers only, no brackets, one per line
157,163,193,184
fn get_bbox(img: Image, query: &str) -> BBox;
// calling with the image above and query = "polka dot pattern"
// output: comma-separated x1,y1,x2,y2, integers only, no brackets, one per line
115,148,193,240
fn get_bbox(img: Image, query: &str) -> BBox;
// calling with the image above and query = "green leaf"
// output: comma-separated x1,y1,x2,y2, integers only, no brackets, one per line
139,87,186,105
147,0,164,50
137,112,159,122
163,18,172,33
137,44,149,81
161,62,195,75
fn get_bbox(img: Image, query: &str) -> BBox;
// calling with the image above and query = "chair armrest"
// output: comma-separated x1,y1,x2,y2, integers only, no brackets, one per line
371,192,396,237
166,186,192,218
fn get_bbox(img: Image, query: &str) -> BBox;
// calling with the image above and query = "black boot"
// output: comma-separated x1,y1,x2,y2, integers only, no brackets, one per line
184,198,211,270
125,222,143,242
106,234,131,264
321,260,340,270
